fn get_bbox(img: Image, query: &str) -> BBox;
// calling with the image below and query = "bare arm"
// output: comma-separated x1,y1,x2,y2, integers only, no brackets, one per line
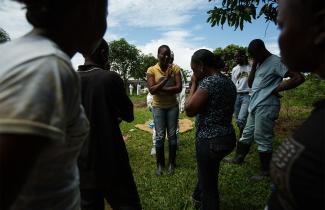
274,70,305,93
185,75,208,117
0,134,49,210
248,61,258,88
161,71,182,94
147,73,169,95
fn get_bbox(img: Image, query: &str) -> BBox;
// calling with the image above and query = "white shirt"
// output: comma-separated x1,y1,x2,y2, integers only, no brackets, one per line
0,33,89,210
231,64,251,93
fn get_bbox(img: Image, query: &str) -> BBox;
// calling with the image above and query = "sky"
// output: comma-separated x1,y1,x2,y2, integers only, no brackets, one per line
0,0,280,72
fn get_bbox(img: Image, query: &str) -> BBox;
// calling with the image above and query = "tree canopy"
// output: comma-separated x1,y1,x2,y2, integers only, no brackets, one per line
0,28,10,43
135,53,158,81
214,44,247,71
108,38,141,87
207,0,278,30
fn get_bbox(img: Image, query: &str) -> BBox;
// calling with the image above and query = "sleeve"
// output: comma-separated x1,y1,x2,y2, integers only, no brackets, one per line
275,60,288,78
147,66,155,75
108,72,134,122
231,67,237,84
198,78,212,96
173,64,181,74
0,56,71,141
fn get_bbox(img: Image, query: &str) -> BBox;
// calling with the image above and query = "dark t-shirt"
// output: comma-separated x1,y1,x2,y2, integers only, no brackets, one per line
268,100,325,210
196,73,237,140
77,65,134,189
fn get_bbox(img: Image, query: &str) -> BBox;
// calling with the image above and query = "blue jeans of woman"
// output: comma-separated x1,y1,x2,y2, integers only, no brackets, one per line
234,93,250,130
152,105,179,149
193,134,235,210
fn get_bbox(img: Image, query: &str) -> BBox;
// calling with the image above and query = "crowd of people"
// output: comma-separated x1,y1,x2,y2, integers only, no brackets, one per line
0,0,324,210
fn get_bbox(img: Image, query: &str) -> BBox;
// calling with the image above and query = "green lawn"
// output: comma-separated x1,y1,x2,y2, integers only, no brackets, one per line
112,94,312,210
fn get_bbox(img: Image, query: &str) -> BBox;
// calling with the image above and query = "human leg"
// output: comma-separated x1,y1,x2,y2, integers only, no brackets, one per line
236,94,250,137
166,105,179,174
251,105,280,181
196,139,232,210
225,111,255,164
152,107,167,175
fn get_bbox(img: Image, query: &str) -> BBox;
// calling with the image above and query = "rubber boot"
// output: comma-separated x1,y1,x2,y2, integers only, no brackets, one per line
224,142,250,164
155,147,165,176
168,145,177,175
250,152,272,181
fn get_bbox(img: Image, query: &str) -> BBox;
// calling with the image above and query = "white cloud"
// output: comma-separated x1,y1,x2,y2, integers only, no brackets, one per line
138,29,212,71
108,0,209,28
265,41,280,56
0,0,32,38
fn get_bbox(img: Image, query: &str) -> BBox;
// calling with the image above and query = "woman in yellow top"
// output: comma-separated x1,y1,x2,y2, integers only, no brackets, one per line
147,45,182,176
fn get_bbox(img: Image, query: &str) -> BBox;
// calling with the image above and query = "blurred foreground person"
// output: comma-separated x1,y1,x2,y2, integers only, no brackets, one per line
266,0,325,209
78,39,141,210
0,0,108,209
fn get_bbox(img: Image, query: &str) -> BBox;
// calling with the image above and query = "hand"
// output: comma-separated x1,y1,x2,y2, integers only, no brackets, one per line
272,89,283,98
166,64,173,79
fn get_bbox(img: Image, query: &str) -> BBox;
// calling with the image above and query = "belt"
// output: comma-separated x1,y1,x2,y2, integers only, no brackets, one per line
237,92,249,95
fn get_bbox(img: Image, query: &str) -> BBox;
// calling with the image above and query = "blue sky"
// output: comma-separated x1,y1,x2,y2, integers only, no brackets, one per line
0,0,280,71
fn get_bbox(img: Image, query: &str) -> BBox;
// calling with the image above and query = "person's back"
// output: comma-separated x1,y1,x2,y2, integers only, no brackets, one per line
77,40,141,210
0,28,89,210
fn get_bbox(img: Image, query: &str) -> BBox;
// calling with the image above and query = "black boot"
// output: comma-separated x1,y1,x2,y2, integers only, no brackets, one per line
156,147,165,176
168,145,177,175
224,142,250,164
250,152,272,181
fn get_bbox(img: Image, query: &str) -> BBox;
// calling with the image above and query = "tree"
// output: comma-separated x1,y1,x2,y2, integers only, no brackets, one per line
214,44,247,71
207,0,278,30
108,38,140,89
0,28,10,43
133,53,158,81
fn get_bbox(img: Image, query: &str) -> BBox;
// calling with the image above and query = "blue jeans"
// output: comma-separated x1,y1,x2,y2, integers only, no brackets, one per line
234,93,250,130
152,105,179,149
239,105,280,152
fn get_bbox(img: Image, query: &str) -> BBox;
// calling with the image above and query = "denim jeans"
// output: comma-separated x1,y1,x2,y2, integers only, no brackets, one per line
239,105,280,152
192,134,235,210
234,93,250,130
152,105,179,149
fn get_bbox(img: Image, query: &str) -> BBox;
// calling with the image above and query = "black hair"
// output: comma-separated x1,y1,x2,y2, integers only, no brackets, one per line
12,0,107,28
157,45,171,54
248,39,266,51
191,49,225,69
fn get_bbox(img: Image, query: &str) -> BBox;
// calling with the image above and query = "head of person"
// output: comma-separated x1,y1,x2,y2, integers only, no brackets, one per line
248,39,269,63
278,0,325,77
191,49,225,80
157,45,171,68
13,0,108,56
234,49,248,66
84,39,109,69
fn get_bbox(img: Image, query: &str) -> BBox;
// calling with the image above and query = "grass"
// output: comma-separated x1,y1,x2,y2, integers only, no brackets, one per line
108,94,312,210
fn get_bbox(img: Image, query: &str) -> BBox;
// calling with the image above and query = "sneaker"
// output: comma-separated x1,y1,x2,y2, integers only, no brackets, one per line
150,147,156,155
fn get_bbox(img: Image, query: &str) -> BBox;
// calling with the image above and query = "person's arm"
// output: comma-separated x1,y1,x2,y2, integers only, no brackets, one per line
111,73,134,122
185,75,208,117
274,70,305,93
248,60,258,88
0,134,49,210
161,70,182,94
147,72,170,95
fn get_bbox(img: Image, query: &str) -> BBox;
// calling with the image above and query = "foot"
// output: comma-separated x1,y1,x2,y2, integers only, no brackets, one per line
224,155,244,164
168,163,175,175
156,165,163,176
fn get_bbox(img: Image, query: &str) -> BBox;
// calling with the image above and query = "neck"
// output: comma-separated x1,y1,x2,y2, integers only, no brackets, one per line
259,51,272,64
